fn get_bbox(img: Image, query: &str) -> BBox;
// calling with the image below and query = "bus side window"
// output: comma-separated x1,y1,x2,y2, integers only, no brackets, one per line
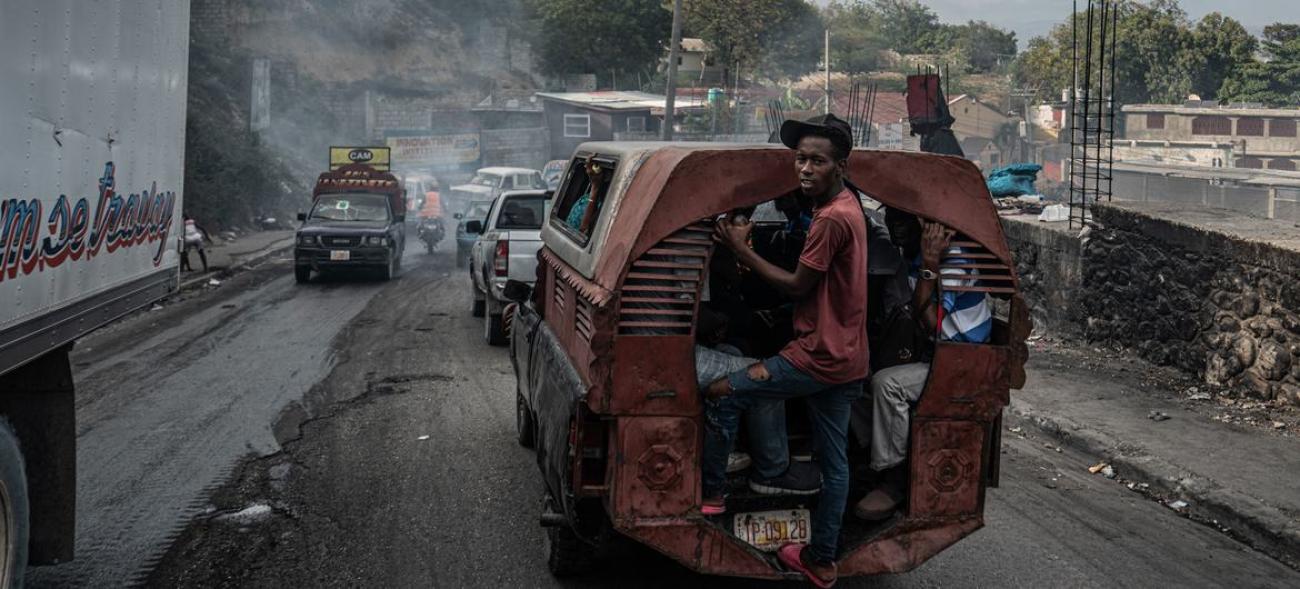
552,157,616,243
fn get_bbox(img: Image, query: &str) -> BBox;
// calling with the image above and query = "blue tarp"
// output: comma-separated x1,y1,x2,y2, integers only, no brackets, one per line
986,163,1042,197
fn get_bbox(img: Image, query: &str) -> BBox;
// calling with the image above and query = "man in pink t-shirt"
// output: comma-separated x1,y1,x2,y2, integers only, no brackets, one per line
703,114,868,587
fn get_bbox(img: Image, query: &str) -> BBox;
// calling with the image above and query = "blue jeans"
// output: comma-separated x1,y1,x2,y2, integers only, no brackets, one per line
696,345,788,478
702,355,863,564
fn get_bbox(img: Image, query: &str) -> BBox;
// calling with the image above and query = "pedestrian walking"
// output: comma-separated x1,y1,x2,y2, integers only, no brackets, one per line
181,214,213,272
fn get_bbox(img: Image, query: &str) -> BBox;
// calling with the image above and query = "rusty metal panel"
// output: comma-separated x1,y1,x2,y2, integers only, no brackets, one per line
617,520,784,580
608,337,698,416
611,417,698,519
907,420,985,519
915,343,1009,420
838,518,983,576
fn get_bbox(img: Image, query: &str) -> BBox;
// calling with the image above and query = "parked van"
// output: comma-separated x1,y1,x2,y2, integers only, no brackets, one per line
506,142,1031,580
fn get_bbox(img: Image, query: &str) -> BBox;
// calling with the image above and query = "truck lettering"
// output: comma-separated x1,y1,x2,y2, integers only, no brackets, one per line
0,162,174,282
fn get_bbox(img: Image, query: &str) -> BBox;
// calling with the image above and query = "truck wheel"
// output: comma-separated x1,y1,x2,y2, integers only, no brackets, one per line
543,495,594,577
294,266,310,284
485,312,507,346
0,422,30,589
516,387,535,449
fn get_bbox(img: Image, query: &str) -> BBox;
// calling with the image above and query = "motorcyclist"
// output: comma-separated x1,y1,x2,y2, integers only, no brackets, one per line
415,189,445,253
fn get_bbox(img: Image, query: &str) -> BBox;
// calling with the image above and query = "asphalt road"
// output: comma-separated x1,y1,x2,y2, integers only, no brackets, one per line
26,245,1300,588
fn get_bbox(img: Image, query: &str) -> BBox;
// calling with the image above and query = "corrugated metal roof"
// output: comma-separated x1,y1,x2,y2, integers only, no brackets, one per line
535,91,673,112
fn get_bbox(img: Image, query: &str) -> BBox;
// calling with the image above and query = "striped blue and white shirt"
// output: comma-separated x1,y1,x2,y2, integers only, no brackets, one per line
909,248,992,343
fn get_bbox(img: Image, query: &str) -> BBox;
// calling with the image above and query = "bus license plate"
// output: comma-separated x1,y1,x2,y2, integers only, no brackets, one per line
330,250,350,261
733,509,811,552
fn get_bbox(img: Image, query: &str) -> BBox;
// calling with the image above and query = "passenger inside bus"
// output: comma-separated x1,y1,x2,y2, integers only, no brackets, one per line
852,207,991,520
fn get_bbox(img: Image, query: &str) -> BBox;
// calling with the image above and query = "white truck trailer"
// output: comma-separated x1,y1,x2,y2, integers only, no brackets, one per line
0,1,191,584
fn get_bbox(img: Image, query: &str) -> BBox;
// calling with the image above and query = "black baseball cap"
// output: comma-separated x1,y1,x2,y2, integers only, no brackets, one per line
780,114,853,156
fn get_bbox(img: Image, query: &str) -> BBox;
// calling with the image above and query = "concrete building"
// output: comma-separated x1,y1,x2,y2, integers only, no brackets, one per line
535,91,675,160
948,94,1011,143
1122,103,1300,171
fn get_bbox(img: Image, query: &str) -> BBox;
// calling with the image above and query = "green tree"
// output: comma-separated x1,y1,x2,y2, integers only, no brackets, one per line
759,0,826,79
1191,13,1256,100
1014,0,1203,105
525,0,671,81
1220,23,1300,107
821,1,885,74
874,0,944,54
952,21,1017,73
684,0,823,80
1264,23,1300,45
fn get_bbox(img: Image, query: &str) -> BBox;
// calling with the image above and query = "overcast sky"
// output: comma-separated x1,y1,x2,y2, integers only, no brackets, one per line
813,1,1300,49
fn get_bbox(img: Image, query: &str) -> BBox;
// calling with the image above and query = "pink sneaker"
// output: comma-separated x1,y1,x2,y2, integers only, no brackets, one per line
701,497,726,515
777,543,837,588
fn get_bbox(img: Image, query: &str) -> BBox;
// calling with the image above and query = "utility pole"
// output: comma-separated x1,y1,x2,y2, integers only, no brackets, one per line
662,0,684,141
1011,86,1038,162
823,30,831,115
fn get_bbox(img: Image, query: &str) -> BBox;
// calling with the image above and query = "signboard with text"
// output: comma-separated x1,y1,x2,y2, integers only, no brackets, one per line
385,134,481,169
329,146,391,171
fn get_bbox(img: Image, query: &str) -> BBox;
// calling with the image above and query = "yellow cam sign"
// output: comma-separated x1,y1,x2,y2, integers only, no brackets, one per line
329,146,391,171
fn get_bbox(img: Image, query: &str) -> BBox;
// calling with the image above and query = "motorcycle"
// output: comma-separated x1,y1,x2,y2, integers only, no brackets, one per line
416,217,445,254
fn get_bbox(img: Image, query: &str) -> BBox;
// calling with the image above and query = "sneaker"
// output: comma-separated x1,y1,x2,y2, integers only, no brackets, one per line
726,452,752,474
748,461,821,496
853,486,902,521
854,466,906,521
702,496,726,516
777,544,837,588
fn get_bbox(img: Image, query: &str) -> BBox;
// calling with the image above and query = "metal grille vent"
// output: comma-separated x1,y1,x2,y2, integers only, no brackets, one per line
618,223,711,335
941,240,1016,296
576,298,594,342
553,280,567,313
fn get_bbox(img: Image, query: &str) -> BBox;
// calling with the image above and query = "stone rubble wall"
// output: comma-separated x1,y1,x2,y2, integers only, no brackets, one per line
1003,205,1300,405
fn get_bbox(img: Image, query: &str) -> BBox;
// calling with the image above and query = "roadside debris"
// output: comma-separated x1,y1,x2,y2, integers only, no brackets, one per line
214,503,273,524
150,304,164,311
1167,500,1190,511
1087,462,1117,479
1185,387,1212,401
1148,410,1171,422
1273,421,1287,430
207,278,222,287
417,435,430,441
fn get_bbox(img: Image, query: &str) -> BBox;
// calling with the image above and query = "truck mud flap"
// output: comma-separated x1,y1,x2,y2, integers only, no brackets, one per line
0,346,76,564
529,320,585,520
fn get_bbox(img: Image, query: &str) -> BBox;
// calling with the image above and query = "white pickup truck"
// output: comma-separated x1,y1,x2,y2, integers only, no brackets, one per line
467,190,550,345
0,0,189,581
